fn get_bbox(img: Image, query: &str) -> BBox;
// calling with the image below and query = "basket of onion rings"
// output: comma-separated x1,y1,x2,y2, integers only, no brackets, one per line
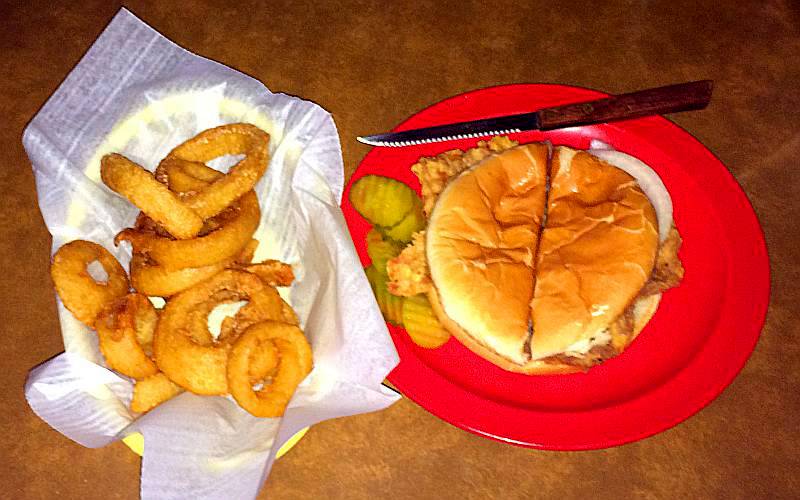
24,10,399,500
51,123,313,416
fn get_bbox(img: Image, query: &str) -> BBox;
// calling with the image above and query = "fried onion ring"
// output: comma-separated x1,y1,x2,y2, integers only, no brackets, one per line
161,157,223,192
131,372,183,413
130,241,256,297
246,341,279,382
219,284,299,343
130,253,231,297
227,321,312,417
162,123,269,219
101,154,203,239
50,240,129,327
153,270,274,395
115,190,260,270
162,163,293,287
94,293,159,379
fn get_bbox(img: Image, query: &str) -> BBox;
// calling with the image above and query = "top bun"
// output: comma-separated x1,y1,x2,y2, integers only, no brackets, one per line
529,147,659,360
426,143,549,365
423,144,663,372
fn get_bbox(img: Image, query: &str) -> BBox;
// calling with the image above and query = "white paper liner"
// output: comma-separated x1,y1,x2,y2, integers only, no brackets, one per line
23,8,399,500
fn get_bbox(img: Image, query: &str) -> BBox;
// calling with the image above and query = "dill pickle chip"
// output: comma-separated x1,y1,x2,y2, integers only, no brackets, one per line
349,175,416,227
366,228,403,275
380,200,425,244
401,294,450,348
364,265,404,325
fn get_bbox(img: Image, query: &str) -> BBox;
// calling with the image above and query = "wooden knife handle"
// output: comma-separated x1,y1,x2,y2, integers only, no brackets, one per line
538,80,713,130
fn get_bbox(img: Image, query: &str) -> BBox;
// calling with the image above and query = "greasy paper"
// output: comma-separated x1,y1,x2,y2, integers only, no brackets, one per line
23,8,399,500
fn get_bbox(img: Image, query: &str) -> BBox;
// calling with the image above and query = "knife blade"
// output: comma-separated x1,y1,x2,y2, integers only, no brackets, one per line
357,80,713,147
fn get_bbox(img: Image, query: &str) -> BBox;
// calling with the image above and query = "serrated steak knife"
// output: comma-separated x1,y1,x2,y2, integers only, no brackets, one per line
357,80,713,147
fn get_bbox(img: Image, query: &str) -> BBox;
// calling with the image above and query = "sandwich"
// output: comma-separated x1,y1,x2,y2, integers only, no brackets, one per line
387,138,684,374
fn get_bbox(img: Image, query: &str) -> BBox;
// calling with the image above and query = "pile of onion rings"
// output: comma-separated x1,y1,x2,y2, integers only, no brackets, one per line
49,124,312,417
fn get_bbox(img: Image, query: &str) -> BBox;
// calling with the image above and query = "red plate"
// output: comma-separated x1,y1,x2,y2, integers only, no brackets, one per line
342,84,770,450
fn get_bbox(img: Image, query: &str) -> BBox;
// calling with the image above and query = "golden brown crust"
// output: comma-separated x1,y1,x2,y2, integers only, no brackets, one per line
412,136,519,216
387,231,431,297
641,226,685,296
101,153,204,240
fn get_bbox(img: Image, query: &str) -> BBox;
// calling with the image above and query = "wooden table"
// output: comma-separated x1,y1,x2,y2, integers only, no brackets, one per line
2,1,797,498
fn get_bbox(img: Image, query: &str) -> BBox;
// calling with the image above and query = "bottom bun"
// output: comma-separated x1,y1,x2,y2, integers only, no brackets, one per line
428,288,661,375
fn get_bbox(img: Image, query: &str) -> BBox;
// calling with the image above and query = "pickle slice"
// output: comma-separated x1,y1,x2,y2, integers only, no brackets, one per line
379,200,425,244
401,294,450,349
364,265,404,325
349,175,417,227
366,228,403,275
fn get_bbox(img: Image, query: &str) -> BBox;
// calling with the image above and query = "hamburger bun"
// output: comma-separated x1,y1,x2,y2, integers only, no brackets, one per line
421,143,675,374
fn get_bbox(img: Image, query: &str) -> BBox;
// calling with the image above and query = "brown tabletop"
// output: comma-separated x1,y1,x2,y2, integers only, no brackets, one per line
2,1,798,498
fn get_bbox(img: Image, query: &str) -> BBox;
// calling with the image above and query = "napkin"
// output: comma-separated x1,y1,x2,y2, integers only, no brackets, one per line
23,8,400,500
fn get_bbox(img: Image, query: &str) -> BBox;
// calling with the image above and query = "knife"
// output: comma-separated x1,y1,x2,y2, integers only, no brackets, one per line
357,80,713,147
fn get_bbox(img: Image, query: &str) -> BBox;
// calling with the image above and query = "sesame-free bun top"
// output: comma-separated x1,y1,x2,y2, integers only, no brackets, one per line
426,143,549,365
529,147,659,360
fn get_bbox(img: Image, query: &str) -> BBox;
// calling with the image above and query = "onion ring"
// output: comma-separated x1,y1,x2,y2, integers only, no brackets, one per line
218,283,299,343
164,161,247,238
246,341,279,382
227,321,312,418
50,240,129,327
115,190,260,270
161,157,223,192
162,123,270,220
153,270,274,395
126,160,262,293
94,293,159,379
153,152,222,189
131,372,183,413
101,154,203,239
130,241,256,297
130,253,231,297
